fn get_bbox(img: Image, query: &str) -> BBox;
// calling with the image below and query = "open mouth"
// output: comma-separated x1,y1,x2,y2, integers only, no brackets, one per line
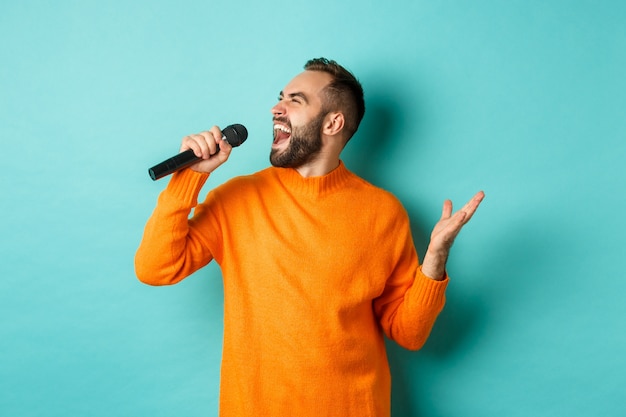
273,123,292,147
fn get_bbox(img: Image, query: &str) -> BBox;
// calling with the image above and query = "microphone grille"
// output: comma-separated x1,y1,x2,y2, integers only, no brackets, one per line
222,124,248,147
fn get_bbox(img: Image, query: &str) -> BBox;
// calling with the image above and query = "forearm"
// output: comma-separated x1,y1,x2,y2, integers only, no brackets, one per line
135,169,212,285
378,268,448,350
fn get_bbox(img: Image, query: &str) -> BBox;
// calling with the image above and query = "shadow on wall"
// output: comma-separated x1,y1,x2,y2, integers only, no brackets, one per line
342,73,420,186
345,76,560,416
385,213,566,417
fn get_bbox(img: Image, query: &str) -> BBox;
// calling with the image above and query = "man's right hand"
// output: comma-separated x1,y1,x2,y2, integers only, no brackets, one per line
180,125,233,174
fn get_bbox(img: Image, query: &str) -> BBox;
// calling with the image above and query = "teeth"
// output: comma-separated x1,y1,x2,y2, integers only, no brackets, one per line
273,124,291,133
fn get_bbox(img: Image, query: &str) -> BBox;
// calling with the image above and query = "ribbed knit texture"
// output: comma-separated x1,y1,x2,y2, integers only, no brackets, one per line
135,162,448,417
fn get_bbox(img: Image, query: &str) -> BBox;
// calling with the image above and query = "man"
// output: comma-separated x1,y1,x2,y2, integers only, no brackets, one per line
135,58,484,416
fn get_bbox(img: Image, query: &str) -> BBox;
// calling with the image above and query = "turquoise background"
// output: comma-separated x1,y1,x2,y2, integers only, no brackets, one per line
1,1,625,416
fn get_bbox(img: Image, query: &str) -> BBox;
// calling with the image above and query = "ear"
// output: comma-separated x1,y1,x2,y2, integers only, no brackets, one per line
322,112,345,137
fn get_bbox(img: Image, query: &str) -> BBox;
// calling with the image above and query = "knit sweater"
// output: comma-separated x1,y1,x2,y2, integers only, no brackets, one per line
135,161,448,417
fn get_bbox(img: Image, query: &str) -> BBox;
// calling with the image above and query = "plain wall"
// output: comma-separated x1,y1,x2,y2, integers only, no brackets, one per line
1,1,624,416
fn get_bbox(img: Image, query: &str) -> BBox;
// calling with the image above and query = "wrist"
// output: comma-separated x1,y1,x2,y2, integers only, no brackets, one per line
421,248,449,281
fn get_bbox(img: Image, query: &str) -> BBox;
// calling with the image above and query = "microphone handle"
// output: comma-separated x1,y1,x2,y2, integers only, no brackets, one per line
149,148,214,181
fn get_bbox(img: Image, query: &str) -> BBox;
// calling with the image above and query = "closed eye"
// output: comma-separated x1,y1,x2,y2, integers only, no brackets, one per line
277,91,308,105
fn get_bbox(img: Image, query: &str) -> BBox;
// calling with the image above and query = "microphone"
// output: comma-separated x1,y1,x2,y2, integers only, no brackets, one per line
148,124,248,181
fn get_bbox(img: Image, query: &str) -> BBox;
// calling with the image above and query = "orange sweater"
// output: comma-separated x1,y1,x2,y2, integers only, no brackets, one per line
135,161,448,417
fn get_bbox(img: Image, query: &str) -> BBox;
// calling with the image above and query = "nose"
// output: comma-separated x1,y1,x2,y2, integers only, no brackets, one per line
271,101,285,117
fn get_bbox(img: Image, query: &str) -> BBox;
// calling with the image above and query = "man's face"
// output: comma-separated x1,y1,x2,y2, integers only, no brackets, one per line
270,70,332,168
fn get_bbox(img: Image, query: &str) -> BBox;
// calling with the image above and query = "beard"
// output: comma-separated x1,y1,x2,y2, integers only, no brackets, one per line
270,112,325,168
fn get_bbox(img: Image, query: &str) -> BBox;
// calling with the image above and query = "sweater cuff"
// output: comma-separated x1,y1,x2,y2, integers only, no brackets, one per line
165,168,210,207
413,266,449,306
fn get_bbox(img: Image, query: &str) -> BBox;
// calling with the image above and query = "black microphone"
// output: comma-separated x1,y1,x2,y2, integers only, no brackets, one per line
148,124,248,181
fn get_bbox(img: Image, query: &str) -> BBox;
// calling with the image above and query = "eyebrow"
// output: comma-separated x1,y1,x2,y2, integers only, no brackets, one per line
279,91,309,104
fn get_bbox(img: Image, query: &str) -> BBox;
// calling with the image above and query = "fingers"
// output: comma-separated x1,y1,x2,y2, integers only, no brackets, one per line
181,126,230,160
177,126,234,174
429,191,484,255
441,191,483,222
458,191,485,224
437,191,484,233
181,132,213,159
209,125,233,158
441,199,453,219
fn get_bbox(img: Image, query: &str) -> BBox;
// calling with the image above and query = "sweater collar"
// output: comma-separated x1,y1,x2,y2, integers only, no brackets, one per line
273,160,353,197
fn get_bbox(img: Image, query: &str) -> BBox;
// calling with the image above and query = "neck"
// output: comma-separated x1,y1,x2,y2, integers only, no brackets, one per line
295,159,340,178
294,135,344,177
275,159,351,198
294,151,340,178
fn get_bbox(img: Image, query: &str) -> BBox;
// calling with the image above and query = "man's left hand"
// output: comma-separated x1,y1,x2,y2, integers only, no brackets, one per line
421,191,485,280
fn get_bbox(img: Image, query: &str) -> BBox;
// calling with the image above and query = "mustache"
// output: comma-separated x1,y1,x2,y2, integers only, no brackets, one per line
273,117,290,126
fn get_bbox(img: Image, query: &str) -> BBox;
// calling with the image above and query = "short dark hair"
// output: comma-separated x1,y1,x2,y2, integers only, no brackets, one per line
304,58,365,142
